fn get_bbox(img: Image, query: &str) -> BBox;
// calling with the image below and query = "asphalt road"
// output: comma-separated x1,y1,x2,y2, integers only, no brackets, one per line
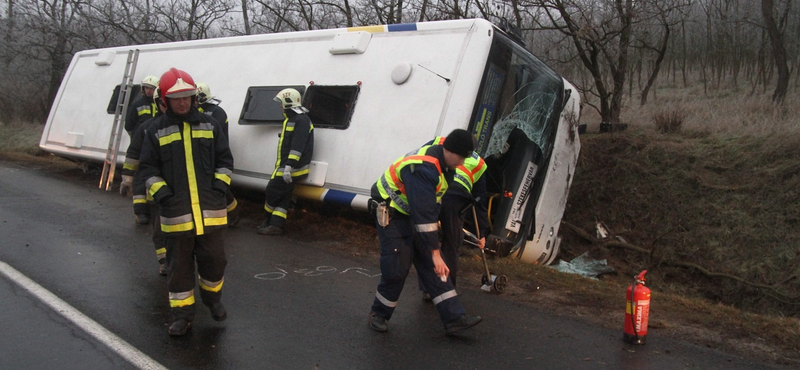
0,160,789,370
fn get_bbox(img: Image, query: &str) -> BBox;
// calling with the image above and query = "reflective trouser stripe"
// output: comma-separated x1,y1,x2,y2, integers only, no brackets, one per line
199,276,224,292
169,291,195,307
272,207,288,220
415,222,438,233
375,291,397,308
432,289,458,305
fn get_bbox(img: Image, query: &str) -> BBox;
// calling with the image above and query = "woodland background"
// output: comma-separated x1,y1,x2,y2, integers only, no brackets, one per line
0,0,797,124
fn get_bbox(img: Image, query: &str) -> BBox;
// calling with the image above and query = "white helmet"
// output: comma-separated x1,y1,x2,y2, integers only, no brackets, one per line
274,88,302,109
196,82,212,104
142,75,159,89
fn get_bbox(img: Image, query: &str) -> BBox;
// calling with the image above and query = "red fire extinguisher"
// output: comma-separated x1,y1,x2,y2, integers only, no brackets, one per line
623,270,651,344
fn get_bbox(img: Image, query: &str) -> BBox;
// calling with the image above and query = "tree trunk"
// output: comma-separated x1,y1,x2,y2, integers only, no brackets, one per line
609,0,633,123
241,0,251,35
641,21,670,106
761,0,790,104
4,0,13,67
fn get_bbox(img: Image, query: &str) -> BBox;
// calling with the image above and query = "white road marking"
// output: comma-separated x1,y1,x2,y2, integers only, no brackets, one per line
0,261,168,370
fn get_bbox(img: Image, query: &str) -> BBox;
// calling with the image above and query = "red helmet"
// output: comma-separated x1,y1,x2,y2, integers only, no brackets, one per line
159,68,197,106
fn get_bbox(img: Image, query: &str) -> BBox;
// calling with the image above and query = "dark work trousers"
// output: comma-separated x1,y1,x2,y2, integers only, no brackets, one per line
166,230,227,321
370,214,466,324
148,201,166,262
263,177,297,227
419,196,468,291
226,189,240,226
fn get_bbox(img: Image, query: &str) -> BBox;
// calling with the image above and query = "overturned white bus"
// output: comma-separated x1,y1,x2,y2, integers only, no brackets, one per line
39,18,581,265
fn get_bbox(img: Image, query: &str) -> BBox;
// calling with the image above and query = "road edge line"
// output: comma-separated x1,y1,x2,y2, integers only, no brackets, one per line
0,260,168,370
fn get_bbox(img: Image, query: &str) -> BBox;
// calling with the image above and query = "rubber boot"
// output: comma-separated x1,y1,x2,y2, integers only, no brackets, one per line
168,305,195,336
200,289,227,322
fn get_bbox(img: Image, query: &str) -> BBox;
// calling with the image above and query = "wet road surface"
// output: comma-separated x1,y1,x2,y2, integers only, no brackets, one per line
0,161,790,370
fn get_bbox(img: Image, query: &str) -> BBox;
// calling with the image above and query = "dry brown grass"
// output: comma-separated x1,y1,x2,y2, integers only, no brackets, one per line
558,85,800,365
582,84,800,136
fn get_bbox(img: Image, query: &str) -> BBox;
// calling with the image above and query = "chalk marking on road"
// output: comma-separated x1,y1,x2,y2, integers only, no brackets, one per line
0,260,168,370
254,265,381,280
340,267,382,278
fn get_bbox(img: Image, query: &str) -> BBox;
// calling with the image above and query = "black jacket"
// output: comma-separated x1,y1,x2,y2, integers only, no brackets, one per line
138,107,234,236
199,103,229,137
272,108,314,180
125,94,157,135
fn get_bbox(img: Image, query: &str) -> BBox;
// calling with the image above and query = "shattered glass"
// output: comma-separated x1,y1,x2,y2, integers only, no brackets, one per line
484,42,563,161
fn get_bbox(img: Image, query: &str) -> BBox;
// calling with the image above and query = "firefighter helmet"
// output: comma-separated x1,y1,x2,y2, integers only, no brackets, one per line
274,88,302,109
158,68,197,105
141,75,159,89
196,82,212,104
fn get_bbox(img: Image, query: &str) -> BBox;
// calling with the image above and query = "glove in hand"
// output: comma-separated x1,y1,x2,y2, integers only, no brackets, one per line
120,181,132,197
283,165,293,183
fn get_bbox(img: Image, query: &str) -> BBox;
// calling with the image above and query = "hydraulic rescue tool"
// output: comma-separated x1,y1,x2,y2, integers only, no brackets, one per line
623,270,651,344
473,206,508,293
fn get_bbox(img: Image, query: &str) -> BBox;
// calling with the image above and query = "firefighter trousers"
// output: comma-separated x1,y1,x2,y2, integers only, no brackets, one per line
370,214,466,324
263,177,296,227
148,202,166,262
166,230,227,321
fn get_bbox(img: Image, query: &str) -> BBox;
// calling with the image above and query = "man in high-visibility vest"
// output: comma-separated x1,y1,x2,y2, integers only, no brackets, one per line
420,137,489,301
367,129,482,336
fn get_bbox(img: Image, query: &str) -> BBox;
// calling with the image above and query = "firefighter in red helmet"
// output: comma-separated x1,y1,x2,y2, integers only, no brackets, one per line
138,68,234,336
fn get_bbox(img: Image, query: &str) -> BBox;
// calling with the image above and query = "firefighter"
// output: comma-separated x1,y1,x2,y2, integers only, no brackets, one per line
257,88,314,236
195,82,229,136
138,68,234,336
121,88,170,275
367,129,483,335
195,82,239,228
124,75,160,136
421,136,489,301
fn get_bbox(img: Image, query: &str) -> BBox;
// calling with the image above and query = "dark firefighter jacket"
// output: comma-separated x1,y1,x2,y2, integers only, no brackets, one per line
122,113,161,214
125,94,158,135
272,108,314,180
198,103,229,137
371,144,451,253
138,107,233,236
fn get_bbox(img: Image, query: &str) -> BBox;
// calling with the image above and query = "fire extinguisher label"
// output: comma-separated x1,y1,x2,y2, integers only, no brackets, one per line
635,302,650,332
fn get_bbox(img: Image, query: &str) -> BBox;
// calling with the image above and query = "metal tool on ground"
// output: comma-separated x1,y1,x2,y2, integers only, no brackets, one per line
472,206,508,293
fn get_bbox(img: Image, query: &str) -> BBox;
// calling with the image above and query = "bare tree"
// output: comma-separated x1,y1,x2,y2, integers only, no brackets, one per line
637,1,691,105
761,0,790,104
242,0,252,34
532,0,635,124
11,0,90,114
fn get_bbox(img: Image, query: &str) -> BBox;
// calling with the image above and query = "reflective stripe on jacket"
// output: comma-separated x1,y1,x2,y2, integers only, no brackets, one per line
453,152,487,193
376,145,448,216
272,109,314,180
139,109,233,236
428,136,486,193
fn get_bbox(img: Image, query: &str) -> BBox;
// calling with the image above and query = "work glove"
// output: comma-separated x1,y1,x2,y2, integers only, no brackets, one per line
283,165,293,184
120,181,133,197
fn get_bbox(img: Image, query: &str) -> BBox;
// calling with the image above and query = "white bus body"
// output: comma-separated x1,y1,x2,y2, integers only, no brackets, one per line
40,19,581,265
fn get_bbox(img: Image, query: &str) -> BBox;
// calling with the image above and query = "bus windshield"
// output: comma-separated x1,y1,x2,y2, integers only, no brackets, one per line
472,31,564,162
